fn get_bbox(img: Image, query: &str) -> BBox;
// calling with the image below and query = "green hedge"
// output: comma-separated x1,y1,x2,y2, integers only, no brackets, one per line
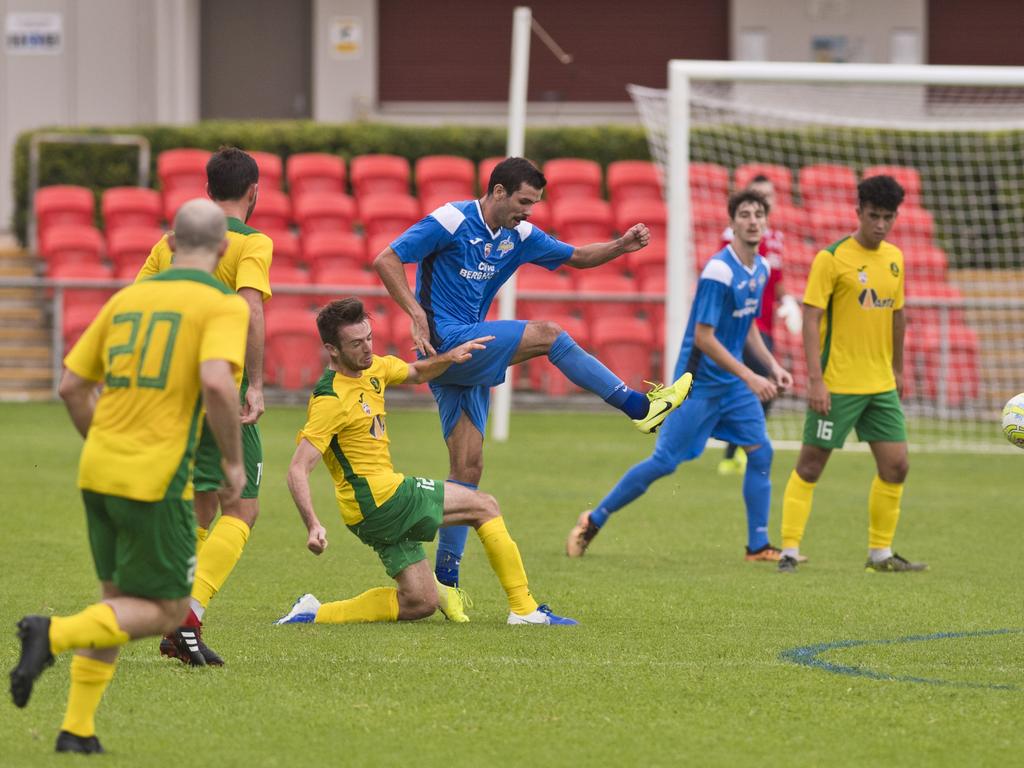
10,121,651,243
13,120,1024,268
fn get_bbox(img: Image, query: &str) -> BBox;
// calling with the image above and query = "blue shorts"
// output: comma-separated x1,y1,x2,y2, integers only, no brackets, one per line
429,320,527,439
652,381,769,465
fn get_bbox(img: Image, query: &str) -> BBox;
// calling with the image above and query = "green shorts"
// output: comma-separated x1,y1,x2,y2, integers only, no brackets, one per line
193,421,263,498
83,490,196,599
802,390,907,449
347,477,445,578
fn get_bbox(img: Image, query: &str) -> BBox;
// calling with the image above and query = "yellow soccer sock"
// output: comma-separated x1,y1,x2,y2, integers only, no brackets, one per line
191,515,250,610
868,475,904,549
477,516,538,616
49,603,130,656
195,526,210,557
315,588,399,624
781,470,816,550
60,655,115,738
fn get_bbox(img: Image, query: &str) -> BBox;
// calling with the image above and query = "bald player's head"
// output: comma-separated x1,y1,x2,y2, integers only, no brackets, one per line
169,198,229,271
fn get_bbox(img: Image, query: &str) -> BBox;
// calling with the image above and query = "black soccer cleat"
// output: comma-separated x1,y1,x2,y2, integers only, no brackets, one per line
55,730,105,754
777,555,800,574
10,615,55,708
164,627,207,667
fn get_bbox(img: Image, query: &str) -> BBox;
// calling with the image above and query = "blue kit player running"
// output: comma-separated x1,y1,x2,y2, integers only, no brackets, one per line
374,157,692,610
566,189,792,561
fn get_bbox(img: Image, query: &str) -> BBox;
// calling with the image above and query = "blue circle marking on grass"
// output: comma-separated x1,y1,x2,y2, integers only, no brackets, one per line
780,629,1023,690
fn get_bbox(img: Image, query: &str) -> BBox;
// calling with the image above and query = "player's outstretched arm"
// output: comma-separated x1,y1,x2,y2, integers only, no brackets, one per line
565,223,650,270
405,335,494,385
58,369,100,438
802,304,830,415
201,359,246,504
287,439,329,555
373,247,435,356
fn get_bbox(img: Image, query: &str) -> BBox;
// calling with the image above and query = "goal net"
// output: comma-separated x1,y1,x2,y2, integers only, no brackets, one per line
630,61,1024,452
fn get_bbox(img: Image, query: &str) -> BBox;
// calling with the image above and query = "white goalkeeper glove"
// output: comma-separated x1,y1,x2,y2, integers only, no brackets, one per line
777,294,802,334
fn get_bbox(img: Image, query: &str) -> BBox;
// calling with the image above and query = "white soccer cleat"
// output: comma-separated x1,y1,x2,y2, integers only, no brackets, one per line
274,593,321,625
507,603,578,626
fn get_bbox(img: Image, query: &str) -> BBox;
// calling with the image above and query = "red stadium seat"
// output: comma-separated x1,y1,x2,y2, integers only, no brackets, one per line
574,272,640,326
614,198,667,248
420,193,456,217
293,192,357,235
783,242,818,281
692,198,729,242
268,264,314,312
51,262,116,312
162,188,205,225
478,156,505,194
101,187,161,233
311,266,390,320
734,163,794,205
157,149,211,194
862,165,922,207
365,232,399,268
286,153,346,199
526,200,553,234
304,231,365,274
350,154,411,199
543,158,602,204
249,150,283,190
106,226,163,274
690,163,730,201
911,325,980,407
810,203,858,245
693,237,723,271
247,188,291,232
767,202,811,244
891,206,934,247
358,193,420,239
552,198,614,244
264,308,325,390
628,246,666,287
524,314,590,395
415,155,475,201
905,281,967,329
516,265,574,320
590,316,656,391
40,225,104,270
607,161,662,206
36,186,95,242
902,244,948,283
63,301,107,352
260,227,301,269
799,164,858,209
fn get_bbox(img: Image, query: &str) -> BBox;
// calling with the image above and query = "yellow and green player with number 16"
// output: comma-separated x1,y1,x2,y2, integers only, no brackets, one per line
777,174,927,574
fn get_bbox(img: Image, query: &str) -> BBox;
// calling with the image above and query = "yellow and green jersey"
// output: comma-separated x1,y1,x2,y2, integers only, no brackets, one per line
804,236,905,394
297,356,410,526
64,269,250,502
136,217,273,300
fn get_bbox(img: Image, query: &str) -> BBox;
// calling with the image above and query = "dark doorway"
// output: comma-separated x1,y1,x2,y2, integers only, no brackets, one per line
200,0,312,119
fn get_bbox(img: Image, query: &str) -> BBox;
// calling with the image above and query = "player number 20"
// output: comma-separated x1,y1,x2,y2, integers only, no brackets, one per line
106,311,182,390
815,419,834,440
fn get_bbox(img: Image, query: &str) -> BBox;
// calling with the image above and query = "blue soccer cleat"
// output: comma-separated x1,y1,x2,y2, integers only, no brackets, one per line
274,593,321,625
507,603,578,626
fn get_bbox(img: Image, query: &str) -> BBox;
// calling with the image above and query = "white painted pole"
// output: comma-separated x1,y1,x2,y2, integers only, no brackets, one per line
492,6,531,443
664,63,692,382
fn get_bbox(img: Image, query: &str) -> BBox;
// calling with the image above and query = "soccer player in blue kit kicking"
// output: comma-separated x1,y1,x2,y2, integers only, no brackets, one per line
566,189,793,561
374,157,692,617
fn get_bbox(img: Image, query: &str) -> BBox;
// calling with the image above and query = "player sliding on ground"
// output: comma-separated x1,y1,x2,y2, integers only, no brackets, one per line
374,156,692,604
275,298,576,627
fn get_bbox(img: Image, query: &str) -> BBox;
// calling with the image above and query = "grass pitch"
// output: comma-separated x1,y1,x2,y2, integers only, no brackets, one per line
2,402,1021,767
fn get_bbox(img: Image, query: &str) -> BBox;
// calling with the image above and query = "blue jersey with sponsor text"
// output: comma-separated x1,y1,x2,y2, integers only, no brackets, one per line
674,245,771,395
390,200,574,346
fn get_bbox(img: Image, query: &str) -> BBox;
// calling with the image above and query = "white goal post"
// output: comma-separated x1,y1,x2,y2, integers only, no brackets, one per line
638,60,1024,451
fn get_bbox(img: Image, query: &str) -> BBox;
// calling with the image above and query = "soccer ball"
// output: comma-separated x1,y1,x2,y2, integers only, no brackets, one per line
1001,393,1024,449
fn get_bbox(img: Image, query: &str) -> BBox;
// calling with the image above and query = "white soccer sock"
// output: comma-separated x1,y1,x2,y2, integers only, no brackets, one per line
189,598,206,621
782,547,800,559
869,547,893,563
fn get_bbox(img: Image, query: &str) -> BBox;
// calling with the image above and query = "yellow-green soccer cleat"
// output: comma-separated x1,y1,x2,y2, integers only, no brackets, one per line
435,578,473,623
632,372,694,434
864,553,928,573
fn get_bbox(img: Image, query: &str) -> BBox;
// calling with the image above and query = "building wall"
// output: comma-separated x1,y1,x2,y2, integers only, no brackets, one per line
731,0,926,64
928,0,1024,65
0,0,199,232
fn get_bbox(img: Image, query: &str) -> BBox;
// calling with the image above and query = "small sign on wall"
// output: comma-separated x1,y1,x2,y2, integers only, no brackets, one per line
329,17,362,60
5,12,63,55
